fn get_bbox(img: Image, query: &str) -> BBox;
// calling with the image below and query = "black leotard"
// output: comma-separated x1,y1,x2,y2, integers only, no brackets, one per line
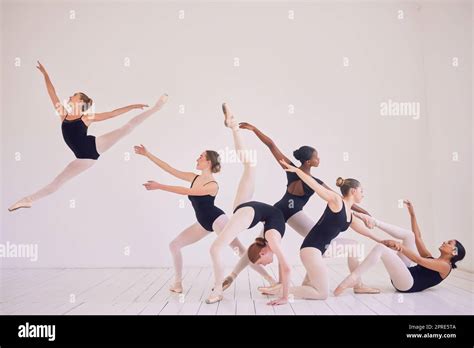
188,175,225,232
300,201,352,253
273,162,324,222
393,257,451,293
234,201,285,237
61,114,100,160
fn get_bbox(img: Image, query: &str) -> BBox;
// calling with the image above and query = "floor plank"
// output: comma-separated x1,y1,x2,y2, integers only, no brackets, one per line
1,267,472,315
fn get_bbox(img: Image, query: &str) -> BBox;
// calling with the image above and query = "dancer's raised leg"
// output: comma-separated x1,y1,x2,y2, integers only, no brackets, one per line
207,103,257,303
358,213,419,266
95,94,168,154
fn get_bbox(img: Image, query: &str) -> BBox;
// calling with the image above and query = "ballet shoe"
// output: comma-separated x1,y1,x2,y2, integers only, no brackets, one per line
259,283,282,295
222,275,235,291
353,284,381,294
357,212,377,229
205,291,223,304
258,282,282,293
334,274,358,296
8,197,33,212
169,281,183,293
222,102,238,129
155,94,169,109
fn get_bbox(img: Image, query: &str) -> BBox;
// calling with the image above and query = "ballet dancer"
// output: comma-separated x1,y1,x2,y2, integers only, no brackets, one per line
221,122,377,294
261,162,382,300
334,200,466,295
8,61,167,211
137,146,275,293
207,103,290,305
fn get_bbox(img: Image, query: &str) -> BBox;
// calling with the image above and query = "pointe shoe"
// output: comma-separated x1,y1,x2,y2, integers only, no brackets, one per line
205,291,223,304
222,275,235,292
8,197,33,212
155,93,169,109
354,285,381,294
169,281,183,293
222,102,237,129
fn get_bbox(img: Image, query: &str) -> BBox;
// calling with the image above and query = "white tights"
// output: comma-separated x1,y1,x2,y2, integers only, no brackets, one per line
27,105,162,203
228,210,368,287
209,123,259,293
337,219,419,292
169,214,272,283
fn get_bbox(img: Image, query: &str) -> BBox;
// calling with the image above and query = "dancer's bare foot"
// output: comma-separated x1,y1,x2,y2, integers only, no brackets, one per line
8,197,33,212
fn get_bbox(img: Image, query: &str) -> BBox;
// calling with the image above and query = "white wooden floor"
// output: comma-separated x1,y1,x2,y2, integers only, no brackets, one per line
1,264,473,315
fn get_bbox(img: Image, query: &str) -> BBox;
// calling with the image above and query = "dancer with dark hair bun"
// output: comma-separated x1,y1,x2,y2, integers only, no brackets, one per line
221,122,376,294
334,200,466,295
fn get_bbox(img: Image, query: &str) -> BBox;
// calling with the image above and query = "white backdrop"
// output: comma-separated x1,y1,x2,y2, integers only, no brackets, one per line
1,0,472,272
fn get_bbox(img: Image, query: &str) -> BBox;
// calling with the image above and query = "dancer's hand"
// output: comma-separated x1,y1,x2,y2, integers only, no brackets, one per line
239,122,256,131
143,180,162,190
404,199,415,216
267,297,288,306
381,240,402,252
134,144,149,156
279,159,299,172
132,104,149,110
36,61,47,75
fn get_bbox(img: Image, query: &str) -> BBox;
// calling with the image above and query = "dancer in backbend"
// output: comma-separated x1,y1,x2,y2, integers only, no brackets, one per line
207,103,290,305
221,122,377,294
137,145,275,293
261,162,382,300
334,200,466,295
8,61,167,211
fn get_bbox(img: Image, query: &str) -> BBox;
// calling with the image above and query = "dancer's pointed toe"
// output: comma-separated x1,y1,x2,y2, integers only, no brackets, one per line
8,198,32,212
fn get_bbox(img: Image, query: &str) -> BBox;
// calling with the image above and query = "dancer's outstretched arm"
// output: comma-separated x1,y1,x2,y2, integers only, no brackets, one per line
143,180,217,196
383,240,450,273
404,200,432,258
135,145,196,182
239,122,292,168
90,104,149,122
36,61,68,119
280,160,339,204
241,123,371,215
350,217,383,243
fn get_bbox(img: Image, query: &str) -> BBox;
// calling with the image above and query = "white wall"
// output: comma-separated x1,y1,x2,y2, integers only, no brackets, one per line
1,0,472,271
